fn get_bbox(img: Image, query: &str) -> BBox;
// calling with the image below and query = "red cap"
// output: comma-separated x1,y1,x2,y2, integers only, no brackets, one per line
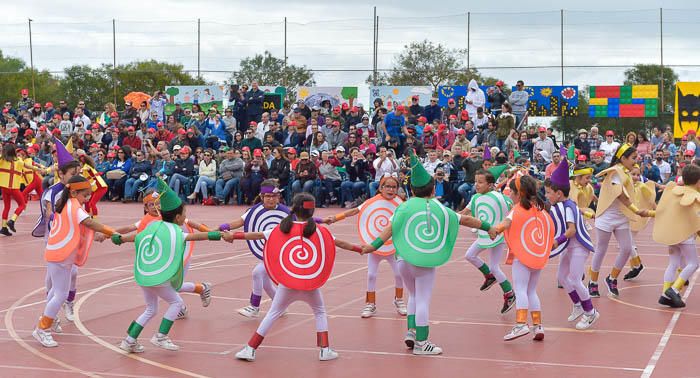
242,146,251,151
594,151,605,157
687,130,697,135
577,154,587,162
2,109,8,114
412,95,419,100
33,103,41,108
21,88,28,95
438,123,447,132
147,128,156,134
460,110,469,120
157,121,164,127
180,146,191,154
24,129,34,135
90,143,99,148
112,145,121,150
424,125,433,133
351,106,358,112
39,125,47,131
396,105,405,112
250,121,257,126
10,127,18,133
605,130,614,136
127,126,135,131
332,121,340,127
448,98,455,104
287,148,297,154
84,130,92,135
45,102,53,108
110,112,119,118
187,128,195,133
332,106,341,112
538,126,547,132
91,123,100,129
418,116,427,123
496,80,504,87
341,103,349,110
53,114,61,119
456,129,465,135
253,149,263,157
288,120,297,127
682,136,688,141
52,129,61,135
685,149,694,156
177,128,186,135
107,152,116,158
449,114,457,120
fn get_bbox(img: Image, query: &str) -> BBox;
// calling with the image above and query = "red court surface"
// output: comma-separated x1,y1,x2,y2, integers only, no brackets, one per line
0,202,696,377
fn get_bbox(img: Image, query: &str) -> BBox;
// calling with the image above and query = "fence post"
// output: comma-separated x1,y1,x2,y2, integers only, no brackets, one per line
197,18,201,79
28,18,35,100
660,7,664,112
467,12,470,71
373,6,377,86
284,17,288,89
113,19,117,105
560,9,564,86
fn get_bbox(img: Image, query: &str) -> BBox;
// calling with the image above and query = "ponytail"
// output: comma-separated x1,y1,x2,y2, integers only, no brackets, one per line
509,175,544,210
280,192,317,236
279,214,294,234
303,217,317,238
55,175,89,214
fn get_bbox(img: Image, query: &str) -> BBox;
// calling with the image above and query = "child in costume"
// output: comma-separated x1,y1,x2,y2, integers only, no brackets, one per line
0,144,41,235
20,145,47,202
461,166,515,314
545,159,600,330
325,174,407,318
33,175,117,347
111,179,234,353
362,151,490,355
653,164,700,308
623,165,656,281
106,188,213,320
489,175,554,341
234,192,364,362
587,144,654,298
77,151,108,217
569,163,596,219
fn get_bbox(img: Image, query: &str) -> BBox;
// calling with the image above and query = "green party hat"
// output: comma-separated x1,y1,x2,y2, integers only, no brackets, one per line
488,164,508,180
567,144,576,161
513,150,521,159
156,178,182,212
409,149,432,188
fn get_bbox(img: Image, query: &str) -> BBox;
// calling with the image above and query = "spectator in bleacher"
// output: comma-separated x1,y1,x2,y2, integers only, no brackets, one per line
138,101,150,124
533,126,556,158
169,145,196,199
123,149,153,202
495,103,515,151
214,147,244,204
465,79,486,121
451,129,471,155
309,131,329,155
508,80,529,127
587,125,604,151
408,95,424,124
188,148,217,201
326,121,347,150
76,99,92,118
122,126,142,151
369,146,399,197
149,91,167,121
222,107,237,136
599,130,620,163
106,145,132,202
242,125,262,151
341,147,368,207
436,123,455,152
17,88,34,110
636,131,652,156
245,81,265,123
487,81,507,117
240,149,267,205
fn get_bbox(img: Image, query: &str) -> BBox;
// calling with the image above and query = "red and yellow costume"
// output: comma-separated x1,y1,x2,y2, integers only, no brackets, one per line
0,157,28,228
82,163,108,216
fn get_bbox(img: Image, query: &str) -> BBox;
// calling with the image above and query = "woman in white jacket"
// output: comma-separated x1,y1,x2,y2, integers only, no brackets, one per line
465,79,486,121
188,149,218,201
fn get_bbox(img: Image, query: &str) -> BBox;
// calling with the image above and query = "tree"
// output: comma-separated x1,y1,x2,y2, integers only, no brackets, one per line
114,60,206,99
0,49,61,105
624,64,678,112
165,87,180,103
60,65,112,110
230,51,315,99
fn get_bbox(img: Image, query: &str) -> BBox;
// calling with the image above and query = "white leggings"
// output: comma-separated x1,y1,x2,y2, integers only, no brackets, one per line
398,261,436,327
465,242,507,283
591,227,634,273
179,261,196,293
512,259,542,311
256,285,327,336
664,243,699,283
558,244,591,302
136,285,184,326
45,264,77,298
367,253,403,291
251,262,277,298
43,262,72,319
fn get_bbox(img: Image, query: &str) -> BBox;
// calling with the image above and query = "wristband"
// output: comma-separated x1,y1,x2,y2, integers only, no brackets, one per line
233,232,246,240
334,213,347,221
207,231,222,241
555,234,568,245
219,223,231,232
111,234,122,245
628,204,640,213
313,217,323,224
478,220,491,232
370,237,384,250
351,245,363,253
493,223,506,233
198,224,211,232
646,210,656,217
101,226,115,237
583,208,595,219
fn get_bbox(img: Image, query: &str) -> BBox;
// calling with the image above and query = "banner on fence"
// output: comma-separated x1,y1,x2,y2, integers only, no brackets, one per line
297,86,358,108
674,82,700,138
164,85,223,114
588,85,658,118
437,85,495,111
369,86,432,111
511,85,578,117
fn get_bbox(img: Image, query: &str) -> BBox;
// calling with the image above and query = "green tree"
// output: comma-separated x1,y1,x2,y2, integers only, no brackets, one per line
0,49,60,105
624,64,678,112
165,87,180,103
230,51,315,99
114,60,206,99
60,65,112,110
340,86,358,107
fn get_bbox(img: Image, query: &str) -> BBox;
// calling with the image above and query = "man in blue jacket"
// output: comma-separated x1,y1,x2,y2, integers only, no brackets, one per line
245,81,265,124
424,96,442,124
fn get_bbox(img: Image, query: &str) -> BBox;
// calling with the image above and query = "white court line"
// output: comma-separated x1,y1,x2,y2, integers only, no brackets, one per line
641,271,699,378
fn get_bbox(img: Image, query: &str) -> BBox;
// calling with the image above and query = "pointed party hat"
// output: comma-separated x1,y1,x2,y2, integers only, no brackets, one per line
483,146,492,160
156,177,182,212
53,137,76,169
550,157,570,189
567,145,576,161
488,164,508,180
65,137,74,153
409,149,432,188
513,150,521,159
559,145,567,157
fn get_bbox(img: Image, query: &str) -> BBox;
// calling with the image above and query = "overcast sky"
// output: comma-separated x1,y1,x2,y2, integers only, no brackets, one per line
3,0,700,97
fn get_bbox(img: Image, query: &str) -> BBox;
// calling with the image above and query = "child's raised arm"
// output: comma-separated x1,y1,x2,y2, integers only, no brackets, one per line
325,208,359,224
334,238,364,254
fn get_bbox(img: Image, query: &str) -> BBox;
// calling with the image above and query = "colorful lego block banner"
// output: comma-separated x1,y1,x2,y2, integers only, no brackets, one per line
674,82,700,138
588,85,658,118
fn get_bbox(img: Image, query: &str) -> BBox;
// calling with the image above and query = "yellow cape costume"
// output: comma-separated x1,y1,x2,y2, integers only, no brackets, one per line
630,181,656,232
569,180,595,218
595,165,639,221
652,182,700,246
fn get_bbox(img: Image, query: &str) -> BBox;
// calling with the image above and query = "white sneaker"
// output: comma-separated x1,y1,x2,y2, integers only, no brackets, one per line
150,333,179,351
360,303,376,318
567,304,584,322
532,324,545,341
176,305,188,320
471,228,478,233
187,193,197,200
393,298,407,316
199,282,212,307
503,323,530,341
404,329,416,348
575,309,600,330
235,345,256,361
63,301,75,322
119,339,145,353
319,347,339,361
413,340,443,355
33,327,58,348
237,305,260,318
51,317,63,334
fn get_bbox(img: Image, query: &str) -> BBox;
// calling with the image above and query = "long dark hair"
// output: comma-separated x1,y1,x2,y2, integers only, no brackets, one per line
610,144,636,167
1,144,17,162
508,175,544,210
80,154,96,169
55,175,89,214
280,192,316,238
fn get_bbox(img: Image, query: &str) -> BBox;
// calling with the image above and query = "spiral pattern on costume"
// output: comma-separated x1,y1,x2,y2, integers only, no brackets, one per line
278,230,326,280
136,223,176,277
358,197,401,254
402,205,449,254
548,204,567,258
519,216,551,258
245,205,290,259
